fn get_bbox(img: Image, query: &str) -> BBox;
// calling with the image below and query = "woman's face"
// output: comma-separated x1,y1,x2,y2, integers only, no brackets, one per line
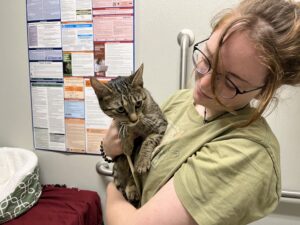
193,26,268,114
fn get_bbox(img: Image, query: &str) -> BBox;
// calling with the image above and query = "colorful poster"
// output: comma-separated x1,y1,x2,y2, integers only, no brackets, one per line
93,0,133,8
62,23,94,51
93,5,134,77
93,13,133,41
105,42,133,76
27,0,134,154
31,82,66,151
61,0,92,22
85,79,112,153
63,52,94,76
64,77,85,99
65,118,86,152
29,49,63,61
94,42,107,76
30,61,63,79
27,0,61,21
28,22,62,48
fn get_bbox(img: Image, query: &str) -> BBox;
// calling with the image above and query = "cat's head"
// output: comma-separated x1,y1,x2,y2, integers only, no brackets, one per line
90,64,147,125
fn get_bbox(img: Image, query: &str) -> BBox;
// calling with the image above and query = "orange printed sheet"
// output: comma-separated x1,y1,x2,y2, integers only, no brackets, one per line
93,0,133,8
65,118,86,153
64,77,85,99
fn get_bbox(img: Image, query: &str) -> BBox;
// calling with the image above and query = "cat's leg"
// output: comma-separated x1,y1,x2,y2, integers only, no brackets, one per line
114,155,140,202
121,136,141,184
117,136,142,199
125,174,140,202
135,133,164,174
113,155,130,196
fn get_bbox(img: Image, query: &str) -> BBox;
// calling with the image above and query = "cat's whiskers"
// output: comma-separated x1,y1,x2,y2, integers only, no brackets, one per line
142,118,155,127
119,122,128,138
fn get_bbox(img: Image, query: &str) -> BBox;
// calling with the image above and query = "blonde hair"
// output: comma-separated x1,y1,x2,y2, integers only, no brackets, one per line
210,0,300,126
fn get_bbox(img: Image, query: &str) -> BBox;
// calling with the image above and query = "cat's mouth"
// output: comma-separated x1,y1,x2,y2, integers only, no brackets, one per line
127,119,140,127
119,119,140,127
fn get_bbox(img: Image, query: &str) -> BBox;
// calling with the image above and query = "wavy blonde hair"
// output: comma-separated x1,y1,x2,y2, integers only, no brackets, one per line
210,0,300,126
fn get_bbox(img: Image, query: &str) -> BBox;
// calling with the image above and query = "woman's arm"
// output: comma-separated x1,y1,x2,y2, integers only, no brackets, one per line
106,178,198,225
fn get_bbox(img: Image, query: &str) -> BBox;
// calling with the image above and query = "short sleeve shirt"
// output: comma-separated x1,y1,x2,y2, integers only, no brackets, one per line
141,89,281,225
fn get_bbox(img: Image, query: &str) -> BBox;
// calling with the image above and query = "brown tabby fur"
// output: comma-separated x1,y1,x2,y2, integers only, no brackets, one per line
90,64,168,205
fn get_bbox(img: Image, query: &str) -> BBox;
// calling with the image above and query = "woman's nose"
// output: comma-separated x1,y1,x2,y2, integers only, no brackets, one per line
198,73,213,92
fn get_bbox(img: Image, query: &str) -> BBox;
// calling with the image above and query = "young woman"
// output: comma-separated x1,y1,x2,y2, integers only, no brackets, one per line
103,0,300,224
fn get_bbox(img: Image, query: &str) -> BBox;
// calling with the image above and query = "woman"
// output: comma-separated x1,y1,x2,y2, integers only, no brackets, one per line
103,0,300,224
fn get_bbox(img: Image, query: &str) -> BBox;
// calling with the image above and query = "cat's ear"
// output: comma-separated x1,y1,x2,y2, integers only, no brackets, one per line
131,63,144,88
90,77,113,99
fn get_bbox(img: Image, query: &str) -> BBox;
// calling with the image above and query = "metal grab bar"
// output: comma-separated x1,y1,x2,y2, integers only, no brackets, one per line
96,161,113,176
177,29,195,89
281,190,300,199
95,162,300,200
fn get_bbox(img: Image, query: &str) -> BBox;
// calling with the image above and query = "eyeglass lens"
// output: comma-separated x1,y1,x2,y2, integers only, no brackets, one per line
193,41,237,99
193,49,210,75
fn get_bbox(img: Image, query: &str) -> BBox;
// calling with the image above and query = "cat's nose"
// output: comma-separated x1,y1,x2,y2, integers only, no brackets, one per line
129,113,138,123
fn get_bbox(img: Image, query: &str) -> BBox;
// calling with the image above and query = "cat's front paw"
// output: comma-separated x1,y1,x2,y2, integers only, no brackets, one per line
125,184,140,201
135,158,151,174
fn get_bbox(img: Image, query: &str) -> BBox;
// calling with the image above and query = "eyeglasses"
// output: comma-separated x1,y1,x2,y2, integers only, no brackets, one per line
192,38,265,99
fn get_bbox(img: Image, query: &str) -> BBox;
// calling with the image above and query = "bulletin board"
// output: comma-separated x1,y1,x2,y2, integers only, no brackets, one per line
26,0,135,154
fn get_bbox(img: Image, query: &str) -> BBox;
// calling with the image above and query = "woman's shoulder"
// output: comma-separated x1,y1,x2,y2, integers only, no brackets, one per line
212,116,281,195
172,89,193,99
161,89,193,111
213,106,279,152
233,116,279,152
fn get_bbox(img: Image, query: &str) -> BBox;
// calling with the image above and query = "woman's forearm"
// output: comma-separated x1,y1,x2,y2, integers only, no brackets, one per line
105,182,137,225
105,179,197,225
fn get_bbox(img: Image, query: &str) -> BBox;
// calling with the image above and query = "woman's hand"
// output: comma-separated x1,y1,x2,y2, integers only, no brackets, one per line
103,120,123,158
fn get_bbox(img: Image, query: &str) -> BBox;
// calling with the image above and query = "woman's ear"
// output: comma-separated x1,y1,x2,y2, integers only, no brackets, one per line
254,85,268,100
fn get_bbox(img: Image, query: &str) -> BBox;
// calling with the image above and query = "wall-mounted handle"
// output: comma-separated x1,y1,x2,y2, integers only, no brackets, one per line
281,190,300,199
177,29,195,89
95,161,300,200
96,161,113,176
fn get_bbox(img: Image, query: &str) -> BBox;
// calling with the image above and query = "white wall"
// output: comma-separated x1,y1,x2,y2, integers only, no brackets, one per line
135,0,239,102
0,0,300,224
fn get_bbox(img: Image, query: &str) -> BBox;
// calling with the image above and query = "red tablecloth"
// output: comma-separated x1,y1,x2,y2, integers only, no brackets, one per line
4,185,103,225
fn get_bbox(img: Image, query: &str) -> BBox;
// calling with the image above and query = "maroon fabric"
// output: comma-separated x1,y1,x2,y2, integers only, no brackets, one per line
4,185,103,225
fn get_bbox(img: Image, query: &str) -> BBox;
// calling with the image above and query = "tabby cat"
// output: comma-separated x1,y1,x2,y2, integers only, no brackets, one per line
90,64,168,204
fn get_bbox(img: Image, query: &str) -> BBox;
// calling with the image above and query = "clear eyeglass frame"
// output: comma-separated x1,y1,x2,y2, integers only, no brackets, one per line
192,38,265,99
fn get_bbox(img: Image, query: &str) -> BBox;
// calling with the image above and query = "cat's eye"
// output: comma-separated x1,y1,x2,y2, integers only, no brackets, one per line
116,106,125,113
135,100,142,108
